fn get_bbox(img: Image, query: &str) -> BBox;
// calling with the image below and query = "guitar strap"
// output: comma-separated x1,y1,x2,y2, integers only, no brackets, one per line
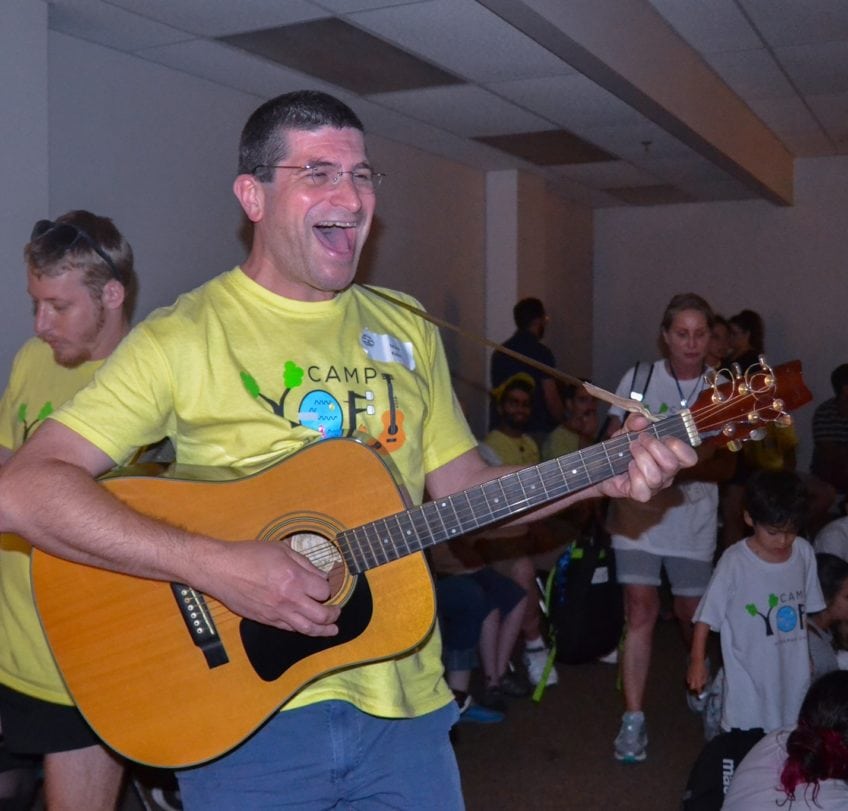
360,285,656,420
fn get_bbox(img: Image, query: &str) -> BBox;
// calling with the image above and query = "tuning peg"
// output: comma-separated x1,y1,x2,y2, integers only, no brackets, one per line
749,428,767,442
776,414,793,428
727,439,742,452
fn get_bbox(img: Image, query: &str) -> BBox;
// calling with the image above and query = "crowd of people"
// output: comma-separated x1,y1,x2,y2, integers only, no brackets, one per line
478,293,848,809
0,88,844,810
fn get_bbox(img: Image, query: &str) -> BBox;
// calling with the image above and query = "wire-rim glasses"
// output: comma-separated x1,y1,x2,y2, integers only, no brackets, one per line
253,162,385,192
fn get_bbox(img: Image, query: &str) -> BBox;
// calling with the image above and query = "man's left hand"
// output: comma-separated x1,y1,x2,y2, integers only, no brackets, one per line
597,413,696,502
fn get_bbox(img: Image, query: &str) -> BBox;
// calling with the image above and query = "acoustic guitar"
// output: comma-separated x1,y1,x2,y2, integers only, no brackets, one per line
29,360,810,767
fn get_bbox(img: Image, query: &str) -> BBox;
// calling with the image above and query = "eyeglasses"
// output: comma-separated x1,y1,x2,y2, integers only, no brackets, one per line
253,163,385,192
30,219,122,282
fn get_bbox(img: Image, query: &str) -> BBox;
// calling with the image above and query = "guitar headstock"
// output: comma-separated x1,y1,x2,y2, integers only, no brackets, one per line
689,358,812,450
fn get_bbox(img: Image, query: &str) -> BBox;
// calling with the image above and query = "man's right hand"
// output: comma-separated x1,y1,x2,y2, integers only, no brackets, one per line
198,539,341,636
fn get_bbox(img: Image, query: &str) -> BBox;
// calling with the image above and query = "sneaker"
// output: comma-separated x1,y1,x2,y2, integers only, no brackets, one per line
499,670,531,698
478,686,507,712
597,647,619,665
614,711,647,763
687,687,708,714
523,644,559,686
459,701,505,724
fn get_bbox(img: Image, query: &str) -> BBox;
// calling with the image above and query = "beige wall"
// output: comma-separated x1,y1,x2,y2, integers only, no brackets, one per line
0,0,48,377
358,138,488,435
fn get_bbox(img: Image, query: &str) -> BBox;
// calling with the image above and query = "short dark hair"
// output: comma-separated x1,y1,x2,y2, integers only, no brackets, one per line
729,309,765,353
25,210,137,319
830,363,848,396
513,298,545,330
744,469,808,531
238,90,365,182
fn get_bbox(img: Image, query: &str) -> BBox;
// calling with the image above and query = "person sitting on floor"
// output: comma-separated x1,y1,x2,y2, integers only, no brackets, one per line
477,373,561,688
430,537,528,717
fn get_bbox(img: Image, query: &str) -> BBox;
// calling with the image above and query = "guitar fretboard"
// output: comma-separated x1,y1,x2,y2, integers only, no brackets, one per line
339,412,694,574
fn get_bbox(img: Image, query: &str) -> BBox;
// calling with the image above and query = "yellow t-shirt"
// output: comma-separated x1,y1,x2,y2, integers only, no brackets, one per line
53,269,477,718
541,426,580,462
482,429,540,467
0,338,105,703
742,422,798,472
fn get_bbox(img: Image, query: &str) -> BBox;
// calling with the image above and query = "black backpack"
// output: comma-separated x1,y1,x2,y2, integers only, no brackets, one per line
532,516,624,701
548,520,624,665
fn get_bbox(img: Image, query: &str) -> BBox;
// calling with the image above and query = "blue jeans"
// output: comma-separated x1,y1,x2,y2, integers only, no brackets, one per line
177,700,463,810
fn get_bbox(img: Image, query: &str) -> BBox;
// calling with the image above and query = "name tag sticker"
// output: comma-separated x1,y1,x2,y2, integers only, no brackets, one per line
360,329,415,371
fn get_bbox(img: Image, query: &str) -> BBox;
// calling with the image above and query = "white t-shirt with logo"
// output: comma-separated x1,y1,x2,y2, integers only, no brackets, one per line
607,359,717,561
694,538,825,732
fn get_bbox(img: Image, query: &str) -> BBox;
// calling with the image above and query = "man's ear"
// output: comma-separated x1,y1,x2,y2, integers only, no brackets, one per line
233,174,264,223
743,510,754,529
101,279,125,312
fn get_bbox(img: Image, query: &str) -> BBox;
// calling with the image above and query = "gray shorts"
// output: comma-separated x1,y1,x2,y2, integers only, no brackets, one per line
615,548,712,597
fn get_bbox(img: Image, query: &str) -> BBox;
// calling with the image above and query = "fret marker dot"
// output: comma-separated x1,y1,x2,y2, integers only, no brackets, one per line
571,469,578,475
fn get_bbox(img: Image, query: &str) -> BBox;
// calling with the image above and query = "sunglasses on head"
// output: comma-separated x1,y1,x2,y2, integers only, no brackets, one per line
30,219,122,282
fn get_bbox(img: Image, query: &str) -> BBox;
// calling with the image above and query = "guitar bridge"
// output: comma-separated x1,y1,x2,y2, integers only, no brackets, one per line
170,583,229,668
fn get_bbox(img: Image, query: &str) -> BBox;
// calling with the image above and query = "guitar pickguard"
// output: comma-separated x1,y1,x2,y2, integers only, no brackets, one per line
239,575,373,682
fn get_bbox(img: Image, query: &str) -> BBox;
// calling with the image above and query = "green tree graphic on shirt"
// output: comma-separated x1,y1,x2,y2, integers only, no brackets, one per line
240,361,304,425
745,593,779,636
17,401,54,442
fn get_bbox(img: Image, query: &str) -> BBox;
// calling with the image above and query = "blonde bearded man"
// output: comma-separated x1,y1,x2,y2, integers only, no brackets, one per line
0,211,135,810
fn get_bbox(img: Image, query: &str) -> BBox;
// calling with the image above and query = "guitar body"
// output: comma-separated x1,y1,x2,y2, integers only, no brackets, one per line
30,438,436,768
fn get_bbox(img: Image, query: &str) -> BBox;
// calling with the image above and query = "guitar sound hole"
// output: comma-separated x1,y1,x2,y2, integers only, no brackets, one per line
287,532,348,602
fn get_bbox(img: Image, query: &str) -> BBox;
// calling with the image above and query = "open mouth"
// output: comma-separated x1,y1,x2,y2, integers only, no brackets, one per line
314,222,356,256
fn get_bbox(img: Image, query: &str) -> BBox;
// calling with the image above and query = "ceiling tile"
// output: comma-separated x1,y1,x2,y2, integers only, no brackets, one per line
648,0,761,53
604,185,696,206
141,38,348,100
744,95,835,155
349,0,571,84
474,130,615,166
552,161,660,190
48,0,188,51
315,0,418,12
774,40,848,95
703,48,796,99
806,91,848,147
676,178,760,202
740,0,848,48
492,74,647,130
220,17,462,94
630,154,732,185
107,0,327,37
371,85,553,138
572,121,696,162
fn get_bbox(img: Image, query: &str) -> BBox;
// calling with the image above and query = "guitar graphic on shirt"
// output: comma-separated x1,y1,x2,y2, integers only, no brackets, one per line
378,373,406,449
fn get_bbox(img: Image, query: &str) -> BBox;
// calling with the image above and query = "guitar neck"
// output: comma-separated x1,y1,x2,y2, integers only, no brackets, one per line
340,411,696,574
